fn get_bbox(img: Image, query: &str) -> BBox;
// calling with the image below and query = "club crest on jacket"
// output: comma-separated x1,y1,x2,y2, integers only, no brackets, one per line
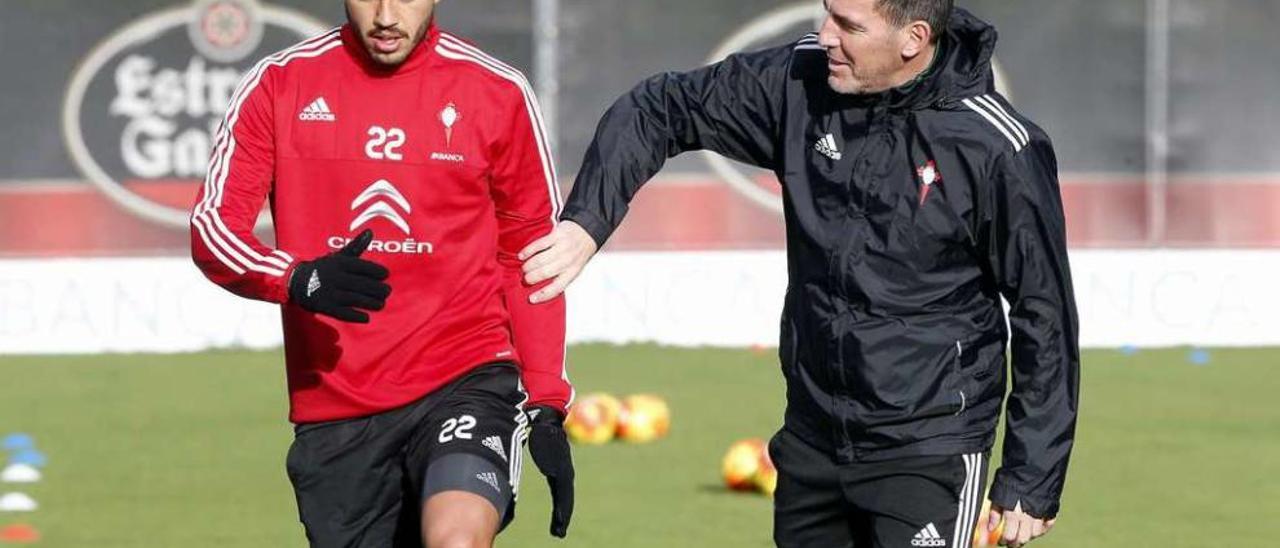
917,160,942,206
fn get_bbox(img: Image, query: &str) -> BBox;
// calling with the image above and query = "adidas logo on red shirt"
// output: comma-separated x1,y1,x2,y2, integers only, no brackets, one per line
298,97,336,122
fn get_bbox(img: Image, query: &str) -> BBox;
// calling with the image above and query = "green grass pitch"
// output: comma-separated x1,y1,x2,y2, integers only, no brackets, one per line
2,345,1278,546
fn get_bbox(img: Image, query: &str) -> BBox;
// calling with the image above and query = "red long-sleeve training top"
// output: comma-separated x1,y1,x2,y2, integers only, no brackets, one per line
190,23,571,423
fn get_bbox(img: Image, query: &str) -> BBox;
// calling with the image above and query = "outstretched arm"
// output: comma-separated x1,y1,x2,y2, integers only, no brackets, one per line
521,43,795,302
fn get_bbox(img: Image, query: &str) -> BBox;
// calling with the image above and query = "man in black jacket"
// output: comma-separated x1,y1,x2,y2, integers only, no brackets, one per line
520,1,1078,546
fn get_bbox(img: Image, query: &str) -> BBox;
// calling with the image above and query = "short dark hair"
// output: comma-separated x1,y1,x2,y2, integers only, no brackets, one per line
875,0,953,43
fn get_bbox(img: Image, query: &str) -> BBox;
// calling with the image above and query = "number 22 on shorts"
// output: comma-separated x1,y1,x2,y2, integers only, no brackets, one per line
439,414,476,443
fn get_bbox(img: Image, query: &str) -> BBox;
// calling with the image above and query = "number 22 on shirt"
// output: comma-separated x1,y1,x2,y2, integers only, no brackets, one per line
366,126,405,161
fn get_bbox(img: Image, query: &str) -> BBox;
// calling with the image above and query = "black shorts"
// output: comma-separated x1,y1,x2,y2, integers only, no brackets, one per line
285,363,527,548
770,428,990,548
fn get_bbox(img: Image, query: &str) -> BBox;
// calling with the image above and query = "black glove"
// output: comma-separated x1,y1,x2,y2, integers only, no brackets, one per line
527,405,574,538
287,229,391,323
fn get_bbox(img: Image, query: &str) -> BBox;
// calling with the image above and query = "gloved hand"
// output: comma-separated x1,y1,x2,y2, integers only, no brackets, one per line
287,229,391,323
527,405,575,538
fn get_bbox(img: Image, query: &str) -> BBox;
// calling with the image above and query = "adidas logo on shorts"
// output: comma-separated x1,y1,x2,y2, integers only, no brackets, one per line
482,435,508,462
475,472,501,493
911,523,947,547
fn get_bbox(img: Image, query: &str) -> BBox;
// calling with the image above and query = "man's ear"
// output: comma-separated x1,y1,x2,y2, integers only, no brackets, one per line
900,20,933,59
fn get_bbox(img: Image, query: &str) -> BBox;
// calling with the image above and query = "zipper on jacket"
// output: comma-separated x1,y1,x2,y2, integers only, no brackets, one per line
954,339,967,415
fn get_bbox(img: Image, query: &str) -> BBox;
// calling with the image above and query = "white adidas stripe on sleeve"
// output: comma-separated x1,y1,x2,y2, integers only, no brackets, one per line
192,29,340,278
962,97,1024,152
976,94,1029,145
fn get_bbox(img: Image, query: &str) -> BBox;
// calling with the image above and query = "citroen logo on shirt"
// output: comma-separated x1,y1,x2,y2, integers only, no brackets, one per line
328,179,433,255
350,179,411,235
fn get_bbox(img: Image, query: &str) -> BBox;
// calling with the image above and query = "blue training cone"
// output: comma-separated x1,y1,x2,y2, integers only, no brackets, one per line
1188,348,1211,366
8,449,47,468
1,434,34,452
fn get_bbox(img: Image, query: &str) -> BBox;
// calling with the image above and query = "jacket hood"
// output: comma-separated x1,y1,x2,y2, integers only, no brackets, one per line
880,7,998,109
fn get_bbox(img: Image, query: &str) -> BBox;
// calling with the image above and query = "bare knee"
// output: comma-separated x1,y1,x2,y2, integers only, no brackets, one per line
422,491,499,548
425,528,491,548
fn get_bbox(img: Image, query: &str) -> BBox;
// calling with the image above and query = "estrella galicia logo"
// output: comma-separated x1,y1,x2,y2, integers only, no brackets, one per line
62,0,327,229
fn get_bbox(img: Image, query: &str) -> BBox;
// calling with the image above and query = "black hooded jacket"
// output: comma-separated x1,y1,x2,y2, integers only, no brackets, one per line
560,9,1080,518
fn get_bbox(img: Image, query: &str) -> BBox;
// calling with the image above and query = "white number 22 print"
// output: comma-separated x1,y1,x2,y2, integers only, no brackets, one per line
365,126,405,161
439,414,476,443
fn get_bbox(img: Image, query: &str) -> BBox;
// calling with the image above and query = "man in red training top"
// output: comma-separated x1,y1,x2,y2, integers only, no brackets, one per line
189,1,574,546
